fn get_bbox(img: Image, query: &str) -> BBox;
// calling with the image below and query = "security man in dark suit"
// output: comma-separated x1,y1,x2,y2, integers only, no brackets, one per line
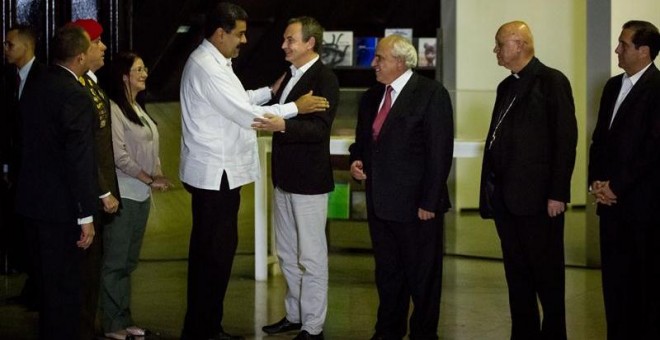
348,34,454,340
16,25,97,339
254,17,339,340
479,21,577,340
589,20,660,340
1,24,47,308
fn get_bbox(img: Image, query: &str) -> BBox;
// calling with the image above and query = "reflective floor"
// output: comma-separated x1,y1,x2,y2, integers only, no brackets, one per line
0,103,606,339
0,252,606,339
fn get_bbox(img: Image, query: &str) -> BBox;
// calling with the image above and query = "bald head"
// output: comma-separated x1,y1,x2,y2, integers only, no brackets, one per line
494,21,535,72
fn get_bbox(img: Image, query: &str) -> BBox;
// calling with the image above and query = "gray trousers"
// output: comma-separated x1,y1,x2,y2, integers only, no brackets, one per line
273,187,328,335
100,197,150,332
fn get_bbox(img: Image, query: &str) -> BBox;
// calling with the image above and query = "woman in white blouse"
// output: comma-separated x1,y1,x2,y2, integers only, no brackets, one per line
101,51,171,340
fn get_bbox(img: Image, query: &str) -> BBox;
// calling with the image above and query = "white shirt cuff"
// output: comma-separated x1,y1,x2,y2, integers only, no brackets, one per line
78,216,93,225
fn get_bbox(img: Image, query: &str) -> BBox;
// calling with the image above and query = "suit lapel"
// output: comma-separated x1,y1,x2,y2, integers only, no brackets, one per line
274,69,292,103
283,59,322,103
610,64,658,129
377,73,418,139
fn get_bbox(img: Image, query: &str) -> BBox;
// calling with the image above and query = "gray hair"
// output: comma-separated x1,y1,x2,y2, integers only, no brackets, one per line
389,34,418,68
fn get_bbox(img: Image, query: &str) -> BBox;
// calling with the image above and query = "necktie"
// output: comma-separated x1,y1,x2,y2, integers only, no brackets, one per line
609,77,633,128
15,70,21,100
372,85,393,140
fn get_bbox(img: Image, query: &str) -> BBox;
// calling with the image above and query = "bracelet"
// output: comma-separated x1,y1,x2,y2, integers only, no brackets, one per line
146,178,154,186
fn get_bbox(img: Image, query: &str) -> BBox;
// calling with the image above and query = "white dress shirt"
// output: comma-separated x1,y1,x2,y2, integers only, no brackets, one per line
279,55,319,104
609,62,652,127
179,39,299,190
17,56,35,99
379,69,413,110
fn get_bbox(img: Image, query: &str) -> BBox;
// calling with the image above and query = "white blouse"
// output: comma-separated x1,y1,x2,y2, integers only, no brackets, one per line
110,100,162,202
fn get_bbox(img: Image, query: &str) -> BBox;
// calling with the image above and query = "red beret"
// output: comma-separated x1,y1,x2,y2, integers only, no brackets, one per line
69,19,103,41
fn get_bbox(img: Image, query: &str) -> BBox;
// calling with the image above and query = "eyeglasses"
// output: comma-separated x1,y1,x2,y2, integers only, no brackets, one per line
130,66,149,74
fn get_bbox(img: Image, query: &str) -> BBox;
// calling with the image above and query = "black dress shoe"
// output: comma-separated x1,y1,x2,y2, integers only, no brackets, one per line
293,330,324,340
262,317,302,334
211,330,244,340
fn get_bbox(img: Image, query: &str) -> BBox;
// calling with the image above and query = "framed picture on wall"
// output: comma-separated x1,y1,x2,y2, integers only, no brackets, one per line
322,31,354,67
384,28,413,42
417,37,437,67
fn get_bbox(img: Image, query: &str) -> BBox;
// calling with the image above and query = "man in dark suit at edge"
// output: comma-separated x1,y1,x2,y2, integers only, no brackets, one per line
479,21,577,339
254,16,339,340
348,34,454,340
16,25,97,339
588,20,660,340
1,25,47,307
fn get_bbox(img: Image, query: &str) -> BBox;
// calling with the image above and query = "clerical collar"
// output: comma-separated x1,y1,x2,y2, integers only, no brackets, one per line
511,57,538,80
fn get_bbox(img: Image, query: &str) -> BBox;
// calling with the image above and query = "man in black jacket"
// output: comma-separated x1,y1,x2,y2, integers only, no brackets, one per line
1,24,46,307
589,20,660,340
479,21,577,340
348,34,454,339
16,25,97,339
255,17,339,340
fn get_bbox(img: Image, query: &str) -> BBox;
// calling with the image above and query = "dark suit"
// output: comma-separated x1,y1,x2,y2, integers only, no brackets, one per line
588,63,660,340
0,61,46,275
16,65,98,340
349,72,454,338
79,72,120,339
479,57,577,339
271,60,339,195
269,59,339,332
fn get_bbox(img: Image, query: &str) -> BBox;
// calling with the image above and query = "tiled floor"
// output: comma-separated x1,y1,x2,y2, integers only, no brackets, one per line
0,253,606,340
0,102,607,339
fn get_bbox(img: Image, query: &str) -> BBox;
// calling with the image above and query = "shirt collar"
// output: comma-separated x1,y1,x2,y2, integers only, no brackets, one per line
625,62,652,86
289,55,319,78
85,70,98,83
18,56,36,80
201,39,233,67
388,69,414,94
56,64,79,80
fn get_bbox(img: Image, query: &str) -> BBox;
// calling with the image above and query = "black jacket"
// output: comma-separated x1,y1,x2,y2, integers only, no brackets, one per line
480,58,577,218
270,59,340,195
350,73,454,222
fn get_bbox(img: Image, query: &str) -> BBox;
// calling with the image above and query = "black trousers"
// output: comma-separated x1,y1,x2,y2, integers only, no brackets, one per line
80,212,111,339
368,211,444,340
493,208,566,340
1,181,28,273
23,216,83,340
599,211,660,340
182,174,241,339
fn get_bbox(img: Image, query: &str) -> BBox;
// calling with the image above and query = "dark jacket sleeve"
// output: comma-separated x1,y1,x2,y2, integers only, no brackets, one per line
544,69,577,203
276,67,339,144
419,83,454,212
62,88,99,219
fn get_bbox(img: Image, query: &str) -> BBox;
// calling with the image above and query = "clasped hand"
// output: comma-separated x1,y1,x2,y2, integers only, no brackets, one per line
590,180,617,206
